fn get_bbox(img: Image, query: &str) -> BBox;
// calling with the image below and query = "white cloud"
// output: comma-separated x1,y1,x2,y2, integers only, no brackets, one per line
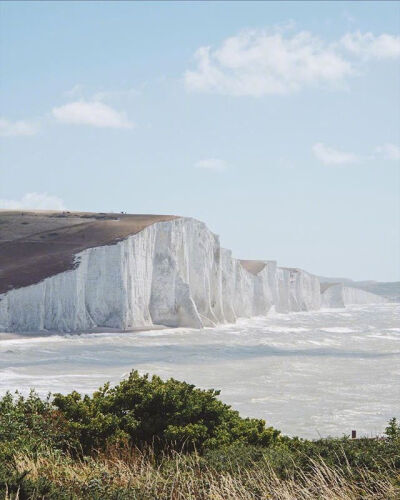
64,84,140,102
64,84,84,99
185,28,400,97
195,158,228,171
0,118,38,137
0,192,66,210
52,100,133,129
185,29,353,96
312,143,360,165
313,142,400,165
64,85,139,104
375,143,400,161
340,31,400,60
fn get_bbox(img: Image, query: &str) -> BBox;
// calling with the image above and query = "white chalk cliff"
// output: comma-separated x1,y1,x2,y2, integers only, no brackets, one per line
321,283,388,308
0,217,387,332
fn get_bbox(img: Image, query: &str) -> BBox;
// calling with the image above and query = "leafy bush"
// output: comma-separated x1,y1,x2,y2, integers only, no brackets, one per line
0,371,280,458
0,390,67,458
385,417,400,442
52,370,280,453
0,372,398,499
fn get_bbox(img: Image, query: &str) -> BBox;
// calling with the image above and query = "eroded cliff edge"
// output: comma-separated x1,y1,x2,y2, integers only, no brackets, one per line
0,212,388,332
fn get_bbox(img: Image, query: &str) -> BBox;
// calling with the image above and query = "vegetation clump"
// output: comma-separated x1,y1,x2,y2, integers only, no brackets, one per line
0,371,399,499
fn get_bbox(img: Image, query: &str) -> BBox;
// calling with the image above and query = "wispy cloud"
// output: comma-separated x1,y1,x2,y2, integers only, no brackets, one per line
2,88,136,136
0,192,66,210
195,158,228,171
64,84,84,100
185,29,352,96
64,84,140,103
185,28,400,97
313,142,400,165
375,143,400,161
52,100,133,129
312,143,360,165
340,31,400,60
0,118,39,137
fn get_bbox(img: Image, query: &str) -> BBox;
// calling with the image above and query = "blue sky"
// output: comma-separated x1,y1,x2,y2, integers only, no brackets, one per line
1,1,399,281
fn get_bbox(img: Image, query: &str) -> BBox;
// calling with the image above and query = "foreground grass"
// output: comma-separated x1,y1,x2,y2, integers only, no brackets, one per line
5,445,400,499
1,371,399,499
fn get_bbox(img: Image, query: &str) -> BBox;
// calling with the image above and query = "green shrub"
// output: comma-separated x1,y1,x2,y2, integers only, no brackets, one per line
53,370,280,453
0,390,67,458
385,417,400,442
0,372,399,499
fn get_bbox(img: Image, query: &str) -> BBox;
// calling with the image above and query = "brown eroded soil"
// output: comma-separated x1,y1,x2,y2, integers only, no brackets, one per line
0,211,178,294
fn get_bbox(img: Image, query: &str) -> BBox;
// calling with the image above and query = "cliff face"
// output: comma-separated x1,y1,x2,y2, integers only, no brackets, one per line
0,211,177,294
321,284,389,308
319,276,400,302
0,217,321,332
0,216,389,333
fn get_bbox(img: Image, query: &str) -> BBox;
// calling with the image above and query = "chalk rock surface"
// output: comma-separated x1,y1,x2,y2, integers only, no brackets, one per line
321,283,389,308
0,216,320,332
0,212,388,332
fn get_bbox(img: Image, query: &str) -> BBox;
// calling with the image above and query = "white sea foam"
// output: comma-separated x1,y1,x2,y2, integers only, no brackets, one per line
321,327,358,333
263,326,310,333
0,304,399,439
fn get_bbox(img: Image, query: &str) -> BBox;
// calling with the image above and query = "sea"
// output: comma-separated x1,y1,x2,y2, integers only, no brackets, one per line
0,303,399,439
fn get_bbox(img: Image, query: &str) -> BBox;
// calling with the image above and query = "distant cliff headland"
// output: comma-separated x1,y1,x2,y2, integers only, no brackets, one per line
0,210,390,333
